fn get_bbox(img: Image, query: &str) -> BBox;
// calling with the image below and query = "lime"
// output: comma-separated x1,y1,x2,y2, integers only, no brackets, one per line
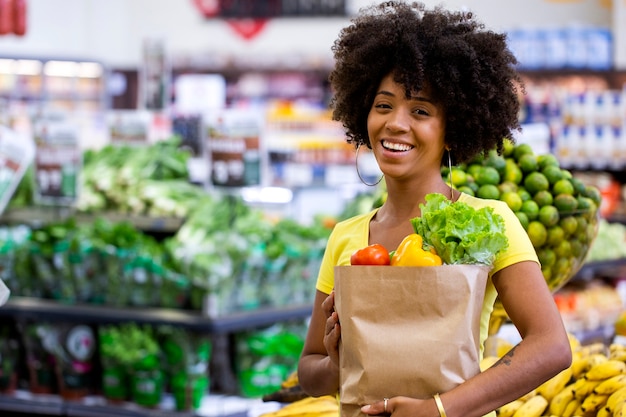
553,257,572,283
576,216,588,236
515,211,529,229
513,143,534,161
546,225,565,247
570,240,583,258
533,190,554,207
537,153,560,170
501,191,523,212
553,194,578,213
553,179,575,196
467,163,483,179
584,185,602,206
538,205,560,227
570,177,587,195
537,247,556,268
521,199,540,220
504,159,523,184
517,188,531,202
477,184,501,200
466,181,479,193
450,168,468,187
524,172,550,194
498,181,518,194
457,185,475,196
485,150,507,175
502,139,515,157
527,221,548,248
559,216,578,236
576,196,593,213
475,166,501,186
542,165,564,185
542,267,552,283
554,239,572,259
518,153,538,173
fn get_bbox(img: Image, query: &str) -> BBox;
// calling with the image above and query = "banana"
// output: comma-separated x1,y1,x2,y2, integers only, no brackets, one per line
561,398,581,417
511,394,548,417
571,354,592,380
585,360,626,381
581,393,609,413
518,389,536,402
611,350,626,362
549,384,575,416
571,377,602,399
595,374,626,395
498,399,525,417
606,386,626,413
615,400,626,417
480,355,499,372
536,367,573,401
579,342,608,357
260,396,339,417
597,404,612,417
281,371,299,389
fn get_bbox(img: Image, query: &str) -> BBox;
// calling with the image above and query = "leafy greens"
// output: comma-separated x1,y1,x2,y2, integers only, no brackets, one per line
411,193,509,265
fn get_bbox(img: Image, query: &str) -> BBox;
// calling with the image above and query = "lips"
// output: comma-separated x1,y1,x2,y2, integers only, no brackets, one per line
381,140,413,152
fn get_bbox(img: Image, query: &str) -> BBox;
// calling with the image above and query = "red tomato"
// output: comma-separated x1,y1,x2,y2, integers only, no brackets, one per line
350,244,391,266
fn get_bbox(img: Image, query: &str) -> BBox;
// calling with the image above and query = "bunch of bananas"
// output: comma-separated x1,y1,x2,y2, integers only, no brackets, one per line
493,337,626,417
259,395,339,417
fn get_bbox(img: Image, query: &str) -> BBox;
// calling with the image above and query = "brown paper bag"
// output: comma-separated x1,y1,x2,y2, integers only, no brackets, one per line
334,264,491,417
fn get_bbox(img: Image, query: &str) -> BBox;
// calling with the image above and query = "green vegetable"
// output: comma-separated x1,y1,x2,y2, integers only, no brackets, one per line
411,193,508,265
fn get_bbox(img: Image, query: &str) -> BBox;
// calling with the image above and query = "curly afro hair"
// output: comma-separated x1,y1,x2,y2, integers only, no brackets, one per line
329,1,523,164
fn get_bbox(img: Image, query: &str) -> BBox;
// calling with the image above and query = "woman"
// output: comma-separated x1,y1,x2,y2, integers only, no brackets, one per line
297,2,572,417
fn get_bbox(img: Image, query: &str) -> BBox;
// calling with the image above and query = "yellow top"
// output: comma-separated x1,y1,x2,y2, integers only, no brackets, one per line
315,192,539,354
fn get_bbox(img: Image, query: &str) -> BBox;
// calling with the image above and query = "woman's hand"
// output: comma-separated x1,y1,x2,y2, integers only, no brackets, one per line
361,396,438,417
322,291,341,368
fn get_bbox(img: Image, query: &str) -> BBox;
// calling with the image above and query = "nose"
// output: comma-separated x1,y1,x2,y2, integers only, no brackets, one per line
385,108,410,133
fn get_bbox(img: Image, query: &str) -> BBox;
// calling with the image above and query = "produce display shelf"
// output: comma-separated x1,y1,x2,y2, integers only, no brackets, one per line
0,297,313,334
570,258,626,282
0,207,185,233
0,391,195,417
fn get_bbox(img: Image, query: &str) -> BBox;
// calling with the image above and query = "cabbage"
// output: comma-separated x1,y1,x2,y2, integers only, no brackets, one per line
411,193,509,265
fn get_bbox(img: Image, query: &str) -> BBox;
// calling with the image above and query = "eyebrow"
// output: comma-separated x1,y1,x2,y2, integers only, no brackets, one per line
376,90,434,103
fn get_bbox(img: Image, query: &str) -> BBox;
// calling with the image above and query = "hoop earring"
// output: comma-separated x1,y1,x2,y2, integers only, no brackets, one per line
356,144,383,186
447,148,455,200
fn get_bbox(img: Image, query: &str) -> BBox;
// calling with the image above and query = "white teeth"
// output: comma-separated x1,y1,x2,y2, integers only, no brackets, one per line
382,141,413,151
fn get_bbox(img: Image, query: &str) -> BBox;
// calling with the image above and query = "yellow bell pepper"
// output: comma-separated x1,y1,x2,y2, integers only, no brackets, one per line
390,233,442,266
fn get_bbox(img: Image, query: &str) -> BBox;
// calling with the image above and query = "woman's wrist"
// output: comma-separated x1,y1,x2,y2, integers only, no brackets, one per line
433,394,448,417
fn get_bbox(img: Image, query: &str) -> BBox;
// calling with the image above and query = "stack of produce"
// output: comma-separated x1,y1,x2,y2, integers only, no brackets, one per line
442,141,601,291
490,336,626,417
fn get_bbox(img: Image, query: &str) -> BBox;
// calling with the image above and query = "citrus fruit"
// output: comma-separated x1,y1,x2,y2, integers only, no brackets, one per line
450,168,468,187
537,247,556,268
498,181,518,194
559,216,578,236
541,165,564,185
521,199,539,220
475,166,501,186
515,211,529,229
570,177,587,195
503,159,523,184
501,191,523,212
467,163,483,179
477,184,500,200
584,185,602,206
553,194,578,213
546,225,565,247
485,150,507,175
517,188,531,202
527,221,547,248
533,190,554,207
524,172,550,194
513,143,534,161
457,185,475,196
553,178,575,195
554,239,572,258
518,153,538,173
502,139,515,157
537,153,560,170
538,205,560,227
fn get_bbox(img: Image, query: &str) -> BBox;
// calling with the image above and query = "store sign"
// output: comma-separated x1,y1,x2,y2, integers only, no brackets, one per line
193,0,348,18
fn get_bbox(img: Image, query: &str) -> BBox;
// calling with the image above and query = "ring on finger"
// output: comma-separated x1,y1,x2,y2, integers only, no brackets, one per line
384,398,389,413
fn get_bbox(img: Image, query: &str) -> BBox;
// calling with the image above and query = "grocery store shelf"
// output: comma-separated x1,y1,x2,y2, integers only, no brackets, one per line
0,207,185,233
0,297,312,335
571,258,626,282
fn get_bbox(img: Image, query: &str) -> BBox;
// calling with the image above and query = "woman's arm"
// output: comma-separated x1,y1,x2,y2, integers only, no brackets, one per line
298,289,341,397
363,260,572,417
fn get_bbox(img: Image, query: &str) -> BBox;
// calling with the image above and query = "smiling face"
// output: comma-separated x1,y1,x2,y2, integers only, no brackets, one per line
367,73,447,183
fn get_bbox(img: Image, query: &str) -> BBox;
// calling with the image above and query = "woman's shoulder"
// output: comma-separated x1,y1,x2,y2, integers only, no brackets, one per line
458,192,512,215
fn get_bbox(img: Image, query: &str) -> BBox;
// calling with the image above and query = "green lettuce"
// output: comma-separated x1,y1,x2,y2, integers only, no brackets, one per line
410,193,509,265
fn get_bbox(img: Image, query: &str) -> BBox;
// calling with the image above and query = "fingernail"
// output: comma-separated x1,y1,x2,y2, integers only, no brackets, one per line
361,405,371,411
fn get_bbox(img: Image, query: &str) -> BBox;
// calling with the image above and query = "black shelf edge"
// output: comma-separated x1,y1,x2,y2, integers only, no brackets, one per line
0,392,65,415
0,297,312,334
